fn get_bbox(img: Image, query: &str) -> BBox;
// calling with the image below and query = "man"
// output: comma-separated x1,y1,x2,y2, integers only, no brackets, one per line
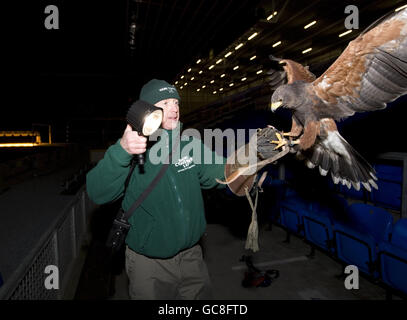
86,79,226,300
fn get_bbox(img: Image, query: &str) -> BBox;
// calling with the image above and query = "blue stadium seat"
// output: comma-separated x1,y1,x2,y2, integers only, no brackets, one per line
302,208,334,253
371,164,402,211
279,191,312,236
333,203,393,277
302,195,348,253
339,184,368,202
379,219,407,295
374,164,403,182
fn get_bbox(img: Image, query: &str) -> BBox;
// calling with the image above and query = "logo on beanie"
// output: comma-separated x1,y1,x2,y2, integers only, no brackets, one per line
159,86,177,93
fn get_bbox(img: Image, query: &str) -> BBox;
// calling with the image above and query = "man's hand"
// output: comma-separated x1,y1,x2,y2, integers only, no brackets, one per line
120,125,147,155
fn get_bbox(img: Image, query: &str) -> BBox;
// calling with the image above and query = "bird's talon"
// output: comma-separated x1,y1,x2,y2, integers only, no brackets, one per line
270,133,287,150
273,142,287,150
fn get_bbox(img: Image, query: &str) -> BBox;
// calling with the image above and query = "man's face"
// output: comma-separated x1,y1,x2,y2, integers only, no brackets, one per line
155,98,179,130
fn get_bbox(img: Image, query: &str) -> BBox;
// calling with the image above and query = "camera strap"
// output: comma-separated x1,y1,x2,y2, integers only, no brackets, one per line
118,132,181,223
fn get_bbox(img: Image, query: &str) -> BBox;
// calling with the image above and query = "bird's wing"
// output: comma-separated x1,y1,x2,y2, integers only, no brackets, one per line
268,56,316,89
311,8,407,120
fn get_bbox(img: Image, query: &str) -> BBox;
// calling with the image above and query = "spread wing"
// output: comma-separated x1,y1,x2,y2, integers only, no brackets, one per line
311,8,407,120
268,55,316,88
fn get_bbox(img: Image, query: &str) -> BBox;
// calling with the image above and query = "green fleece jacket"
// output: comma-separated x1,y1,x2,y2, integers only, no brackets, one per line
86,123,226,258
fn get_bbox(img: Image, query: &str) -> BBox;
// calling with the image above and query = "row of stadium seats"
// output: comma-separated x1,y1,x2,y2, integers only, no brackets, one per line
328,163,402,211
264,162,402,213
270,184,406,297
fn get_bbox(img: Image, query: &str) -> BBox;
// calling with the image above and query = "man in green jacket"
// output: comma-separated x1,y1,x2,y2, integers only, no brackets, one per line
86,79,226,300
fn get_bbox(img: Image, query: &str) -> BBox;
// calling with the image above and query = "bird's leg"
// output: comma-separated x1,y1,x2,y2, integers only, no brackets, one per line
296,121,319,150
283,132,300,137
284,118,303,137
290,139,300,145
270,132,287,150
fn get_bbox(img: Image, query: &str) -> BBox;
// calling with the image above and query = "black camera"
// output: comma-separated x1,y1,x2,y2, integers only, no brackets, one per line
106,209,131,253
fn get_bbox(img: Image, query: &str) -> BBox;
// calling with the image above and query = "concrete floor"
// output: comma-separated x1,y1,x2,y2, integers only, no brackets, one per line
109,222,390,300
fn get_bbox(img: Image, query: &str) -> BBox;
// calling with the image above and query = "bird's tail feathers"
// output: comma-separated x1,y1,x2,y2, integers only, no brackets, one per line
303,133,378,192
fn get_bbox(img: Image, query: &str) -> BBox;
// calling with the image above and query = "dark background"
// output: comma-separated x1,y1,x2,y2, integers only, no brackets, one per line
3,0,406,153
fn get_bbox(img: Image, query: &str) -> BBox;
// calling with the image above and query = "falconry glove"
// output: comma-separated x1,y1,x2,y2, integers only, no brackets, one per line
217,125,290,196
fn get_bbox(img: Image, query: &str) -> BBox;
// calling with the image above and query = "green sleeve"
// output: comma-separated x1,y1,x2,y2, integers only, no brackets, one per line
86,139,133,204
197,141,227,190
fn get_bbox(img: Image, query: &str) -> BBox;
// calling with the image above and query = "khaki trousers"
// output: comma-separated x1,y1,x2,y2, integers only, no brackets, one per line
125,244,213,300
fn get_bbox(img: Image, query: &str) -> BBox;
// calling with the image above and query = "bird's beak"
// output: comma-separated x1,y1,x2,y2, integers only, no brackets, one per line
271,101,283,112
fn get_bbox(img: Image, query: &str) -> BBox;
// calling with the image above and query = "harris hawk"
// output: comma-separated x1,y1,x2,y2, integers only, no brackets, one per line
268,8,407,192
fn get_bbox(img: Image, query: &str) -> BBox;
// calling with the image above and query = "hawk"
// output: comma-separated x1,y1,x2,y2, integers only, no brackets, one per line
268,8,407,191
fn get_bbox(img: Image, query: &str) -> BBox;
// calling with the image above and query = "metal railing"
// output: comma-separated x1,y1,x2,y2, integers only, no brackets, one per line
0,186,97,300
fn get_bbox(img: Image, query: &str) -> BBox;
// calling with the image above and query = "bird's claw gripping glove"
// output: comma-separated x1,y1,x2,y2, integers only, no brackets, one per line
217,126,291,196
